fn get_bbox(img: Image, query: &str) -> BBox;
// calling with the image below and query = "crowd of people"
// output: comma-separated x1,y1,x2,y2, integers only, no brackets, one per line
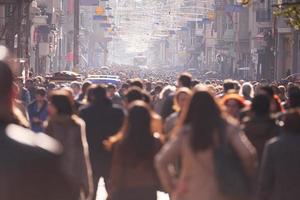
1,53,300,200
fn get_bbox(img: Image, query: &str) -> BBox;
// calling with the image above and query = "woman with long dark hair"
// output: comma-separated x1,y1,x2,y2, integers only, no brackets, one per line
155,88,256,200
108,100,162,200
46,90,93,200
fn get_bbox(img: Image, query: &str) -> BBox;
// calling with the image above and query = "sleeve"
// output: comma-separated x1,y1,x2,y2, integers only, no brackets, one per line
155,135,182,194
79,120,94,200
257,142,275,200
228,124,258,178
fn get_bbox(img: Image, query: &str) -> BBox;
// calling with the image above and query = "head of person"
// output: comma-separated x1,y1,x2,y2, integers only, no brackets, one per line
278,85,287,101
177,72,192,88
282,109,300,134
81,81,92,95
145,81,152,92
173,88,192,112
35,87,47,102
47,82,56,91
240,82,254,100
125,87,144,105
223,79,235,94
25,79,34,90
70,81,81,96
159,85,176,100
287,84,300,108
152,85,162,96
120,83,129,92
251,94,271,116
222,94,246,119
107,84,117,98
255,85,283,113
48,90,73,117
122,100,154,157
182,87,224,152
129,78,144,89
88,84,110,105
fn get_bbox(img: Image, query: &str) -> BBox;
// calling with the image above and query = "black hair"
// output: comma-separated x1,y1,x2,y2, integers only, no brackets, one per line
223,80,235,93
125,87,144,104
251,94,271,116
184,89,224,152
49,93,73,116
178,72,192,88
121,101,155,159
130,79,144,89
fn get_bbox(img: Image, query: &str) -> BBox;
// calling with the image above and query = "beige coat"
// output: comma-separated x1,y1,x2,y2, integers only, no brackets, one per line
155,123,256,200
45,115,93,200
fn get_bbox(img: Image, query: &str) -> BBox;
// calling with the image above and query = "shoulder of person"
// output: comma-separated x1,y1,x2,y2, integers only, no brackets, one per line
71,115,86,127
5,123,63,155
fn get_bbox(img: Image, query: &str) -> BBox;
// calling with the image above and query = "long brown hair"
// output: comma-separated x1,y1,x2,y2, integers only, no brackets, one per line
119,101,156,159
183,88,224,152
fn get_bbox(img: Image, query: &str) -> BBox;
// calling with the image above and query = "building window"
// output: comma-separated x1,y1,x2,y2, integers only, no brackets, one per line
256,9,272,22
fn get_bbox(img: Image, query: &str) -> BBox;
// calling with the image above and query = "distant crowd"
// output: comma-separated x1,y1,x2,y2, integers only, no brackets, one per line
1,51,300,200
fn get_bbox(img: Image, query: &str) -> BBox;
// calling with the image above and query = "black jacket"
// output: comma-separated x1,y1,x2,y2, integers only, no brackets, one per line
0,123,78,200
258,134,300,200
242,115,280,162
79,102,124,176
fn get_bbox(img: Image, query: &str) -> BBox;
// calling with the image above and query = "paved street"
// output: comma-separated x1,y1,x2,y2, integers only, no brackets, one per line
96,178,170,200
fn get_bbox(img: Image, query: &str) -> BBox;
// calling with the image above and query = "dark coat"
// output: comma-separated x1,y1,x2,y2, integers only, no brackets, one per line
258,134,300,200
79,102,125,177
45,115,93,198
242,115,280,162
0,123,78,200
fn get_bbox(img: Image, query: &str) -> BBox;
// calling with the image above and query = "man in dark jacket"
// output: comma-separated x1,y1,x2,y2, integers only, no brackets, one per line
0,60,78,200
0,123,79,200
79,85,125,200
258,110,300,200
242,94,280,162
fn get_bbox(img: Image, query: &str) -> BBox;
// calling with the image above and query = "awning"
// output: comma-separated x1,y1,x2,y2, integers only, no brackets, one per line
254,32,264,40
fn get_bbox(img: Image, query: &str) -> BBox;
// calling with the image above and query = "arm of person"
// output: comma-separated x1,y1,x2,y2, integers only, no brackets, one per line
228,125,258,178
155,134,182,194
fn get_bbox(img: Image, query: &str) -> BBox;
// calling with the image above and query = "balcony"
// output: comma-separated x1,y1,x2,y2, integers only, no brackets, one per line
256,9,272,22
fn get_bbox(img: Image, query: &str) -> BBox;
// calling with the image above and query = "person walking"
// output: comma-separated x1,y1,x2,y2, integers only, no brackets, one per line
0,60,78,200
46,90,93,200
107,101,162,200
258,109,300,200
79,85,125,200
27,87,48,132
155,88,256,200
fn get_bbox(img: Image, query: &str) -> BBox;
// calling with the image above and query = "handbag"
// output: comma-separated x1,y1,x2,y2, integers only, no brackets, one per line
214,125,252,197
